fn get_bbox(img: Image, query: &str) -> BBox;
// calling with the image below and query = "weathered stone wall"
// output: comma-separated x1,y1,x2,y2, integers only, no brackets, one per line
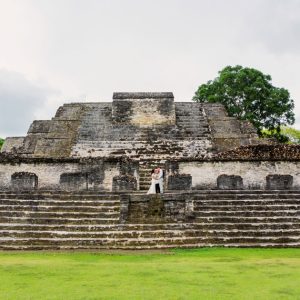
202,103,263,152
179,161,300,189
112,92,176,126
2,93,270,160
1,137,25,153
0,161,119,191
124,193,190,223
72,98,213,159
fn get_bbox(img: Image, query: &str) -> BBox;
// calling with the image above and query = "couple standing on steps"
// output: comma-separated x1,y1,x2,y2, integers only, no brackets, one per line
147,167,164,194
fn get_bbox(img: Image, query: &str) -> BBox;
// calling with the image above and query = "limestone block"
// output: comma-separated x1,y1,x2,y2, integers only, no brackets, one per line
127,194,165,223
34,138,74,157
168,174,192,190
217,174,243,189
11,172,38,190
212,137,244,152
266,174,293,190
127,193,190,223
202,103,228,118
112,92,175,126
46,120,81,138
54,104,86,120
179,161,300,190
60,172,87,190
113,92,174,99
112,175,137,192
240,120,257,135
27,120,51,134
0,162,81,190
22,135,42,154
1,137,24,153
209,119,241,135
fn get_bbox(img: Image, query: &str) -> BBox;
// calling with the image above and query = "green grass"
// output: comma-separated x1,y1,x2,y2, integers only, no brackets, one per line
0,248,300,300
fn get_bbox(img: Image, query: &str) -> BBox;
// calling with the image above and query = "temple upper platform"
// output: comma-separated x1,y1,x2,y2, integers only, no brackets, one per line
1,92,261,159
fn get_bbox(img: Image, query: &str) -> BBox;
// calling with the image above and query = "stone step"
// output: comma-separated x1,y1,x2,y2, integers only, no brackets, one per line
0,199,120,206
176,121,209,126
192,210,300,217
193,194,300,200
177,128,209,132
1,222,300,232
0,217,120,225
189,190,300,194
175,114,204,118
0,207,300,222
139,185,152,189
139,183,152,187
176,114,205,117
1,229,300,239
139,178,153,182
2,242,300,250
0,194,120,200
139,174,156,177
193,190,300,194
0,211,120,218
193,199,300,206
175,110,203,113
176,120,208,125
0,236,299,248
193,204,300,211
0,205,120,212
195,216,300,223
176,121,206,125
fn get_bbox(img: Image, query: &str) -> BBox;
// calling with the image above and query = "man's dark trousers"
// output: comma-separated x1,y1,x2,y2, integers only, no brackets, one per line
155,183,160,193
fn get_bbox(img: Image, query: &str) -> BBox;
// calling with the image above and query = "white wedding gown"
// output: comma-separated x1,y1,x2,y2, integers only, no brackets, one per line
147,171,164,194
147,177,157,194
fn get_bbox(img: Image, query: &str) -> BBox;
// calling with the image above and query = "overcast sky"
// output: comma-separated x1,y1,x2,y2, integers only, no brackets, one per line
0,0,300,137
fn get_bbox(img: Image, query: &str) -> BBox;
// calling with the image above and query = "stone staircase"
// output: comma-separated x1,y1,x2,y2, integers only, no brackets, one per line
0,190,300,249
71,102,213,159
138,161,164,191
189,191,300,246
175,102,211,139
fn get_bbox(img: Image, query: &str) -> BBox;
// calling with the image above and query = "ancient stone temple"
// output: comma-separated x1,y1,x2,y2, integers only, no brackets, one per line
0,92,300,249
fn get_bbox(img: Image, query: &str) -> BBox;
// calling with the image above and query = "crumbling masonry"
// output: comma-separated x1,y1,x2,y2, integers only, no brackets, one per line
0,92,300,249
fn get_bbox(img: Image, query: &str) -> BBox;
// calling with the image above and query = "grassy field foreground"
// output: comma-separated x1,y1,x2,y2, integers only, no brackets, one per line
0,248,300,300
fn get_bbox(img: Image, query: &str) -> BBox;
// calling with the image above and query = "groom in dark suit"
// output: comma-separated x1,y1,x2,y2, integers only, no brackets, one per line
155,167,164,193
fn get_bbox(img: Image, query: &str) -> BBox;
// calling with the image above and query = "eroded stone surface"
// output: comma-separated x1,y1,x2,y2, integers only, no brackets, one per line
0,92,299,192
266,175,293,190
1,92,264,159
217,174,243,190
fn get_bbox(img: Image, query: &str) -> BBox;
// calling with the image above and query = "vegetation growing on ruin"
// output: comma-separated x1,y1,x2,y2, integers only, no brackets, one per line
279,126,300,144
0,248,300,299
262,127,300,144
0,138,4,150
193,65,295,141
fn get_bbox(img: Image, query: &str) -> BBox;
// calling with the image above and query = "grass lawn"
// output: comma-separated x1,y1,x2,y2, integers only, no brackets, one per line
0,248,300,300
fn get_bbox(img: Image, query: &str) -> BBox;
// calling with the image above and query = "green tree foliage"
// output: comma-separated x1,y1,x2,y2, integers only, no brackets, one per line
262,127,300,144
281,127,300,144
0,138,4,150
193,65,295,137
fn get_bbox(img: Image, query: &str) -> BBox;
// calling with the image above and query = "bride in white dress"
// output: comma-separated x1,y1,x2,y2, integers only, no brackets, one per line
147,169,159,194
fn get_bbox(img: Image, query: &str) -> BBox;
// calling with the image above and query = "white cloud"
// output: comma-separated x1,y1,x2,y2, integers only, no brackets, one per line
0,69,58,137
0,0,299,137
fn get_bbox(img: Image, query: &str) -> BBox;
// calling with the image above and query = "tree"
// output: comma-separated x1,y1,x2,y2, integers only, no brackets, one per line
0,138,4,150
281,127,300,144
193,65,295,137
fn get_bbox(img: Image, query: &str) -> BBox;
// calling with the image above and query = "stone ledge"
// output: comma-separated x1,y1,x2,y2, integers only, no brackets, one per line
113,92,174,100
